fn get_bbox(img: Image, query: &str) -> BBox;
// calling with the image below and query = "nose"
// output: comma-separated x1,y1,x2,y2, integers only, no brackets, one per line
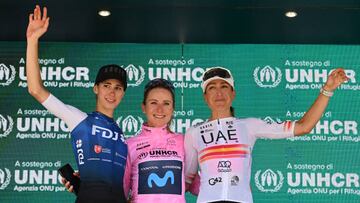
215,88,223,96
156,104,164,113
109,87,116,95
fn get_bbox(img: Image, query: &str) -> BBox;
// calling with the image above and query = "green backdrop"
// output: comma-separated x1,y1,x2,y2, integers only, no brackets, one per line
0,42,359,202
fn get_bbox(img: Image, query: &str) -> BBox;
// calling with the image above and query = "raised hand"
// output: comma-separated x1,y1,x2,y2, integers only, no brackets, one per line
323,68,349,92
26,5,49,40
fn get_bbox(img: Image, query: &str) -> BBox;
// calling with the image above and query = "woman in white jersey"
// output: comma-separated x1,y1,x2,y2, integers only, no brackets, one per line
184,67,348,203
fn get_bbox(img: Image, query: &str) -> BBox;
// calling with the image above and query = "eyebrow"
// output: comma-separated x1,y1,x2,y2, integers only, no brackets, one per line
208,81,229,86
103,82,122,87
147,99,173,103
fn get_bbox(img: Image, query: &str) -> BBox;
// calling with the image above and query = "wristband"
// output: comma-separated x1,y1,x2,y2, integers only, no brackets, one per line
320,87,334,97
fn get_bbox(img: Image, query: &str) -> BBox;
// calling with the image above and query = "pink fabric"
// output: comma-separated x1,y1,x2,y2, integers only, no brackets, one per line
123,124,198,203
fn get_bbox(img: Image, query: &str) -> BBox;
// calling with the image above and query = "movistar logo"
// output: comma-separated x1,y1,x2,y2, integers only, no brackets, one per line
147,171,174,188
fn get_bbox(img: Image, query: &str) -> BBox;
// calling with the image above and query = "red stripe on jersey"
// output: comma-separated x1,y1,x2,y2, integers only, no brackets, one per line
199,144,248,154
200,153,248,163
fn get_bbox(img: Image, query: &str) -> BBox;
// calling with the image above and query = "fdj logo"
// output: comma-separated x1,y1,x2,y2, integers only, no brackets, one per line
0,114,14,138
76,139,82,148
91,125,122,141
123,64,145,87
148,171,175,188
0,168,11,190
255,169,284,192
0,64,16,86
253,65,282,88
76,139,84,165
116,115,144,138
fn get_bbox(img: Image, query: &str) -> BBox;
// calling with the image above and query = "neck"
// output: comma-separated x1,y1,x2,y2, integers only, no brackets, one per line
95,107,114,118
209,110,232,121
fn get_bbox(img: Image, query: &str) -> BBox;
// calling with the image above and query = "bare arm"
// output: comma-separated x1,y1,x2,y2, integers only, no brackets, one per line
294,68,348,136
26,5,50,102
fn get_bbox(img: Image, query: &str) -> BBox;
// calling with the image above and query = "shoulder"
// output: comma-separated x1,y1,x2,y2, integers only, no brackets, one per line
171,132,184,142
125,134,141,145
234,117,263,124
186,120,207,133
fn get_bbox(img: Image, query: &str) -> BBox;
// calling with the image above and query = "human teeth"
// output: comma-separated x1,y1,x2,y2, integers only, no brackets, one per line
106,98,115,102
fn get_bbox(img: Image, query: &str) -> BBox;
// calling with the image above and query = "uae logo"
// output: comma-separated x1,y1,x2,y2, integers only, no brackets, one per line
116,115,144,138
0,168,11,190
0,114,14,138
254,65,282,88
255,169,284,192
0,64,16,86
123,64,145,87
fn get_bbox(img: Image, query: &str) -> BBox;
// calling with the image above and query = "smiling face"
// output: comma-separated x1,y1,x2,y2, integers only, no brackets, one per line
142,87,174,128
93,79,125,117
204,79,235,114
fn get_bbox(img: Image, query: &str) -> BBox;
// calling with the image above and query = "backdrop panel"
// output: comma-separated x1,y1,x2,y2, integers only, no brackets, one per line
0,42,359,202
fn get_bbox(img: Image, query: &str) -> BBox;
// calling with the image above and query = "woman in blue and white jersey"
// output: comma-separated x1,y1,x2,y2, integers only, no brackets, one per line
26,5,128,203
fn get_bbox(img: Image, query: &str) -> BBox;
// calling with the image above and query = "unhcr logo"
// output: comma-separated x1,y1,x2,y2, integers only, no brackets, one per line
0,114,14,138
253,65,282,88
123,64,145,87
0,168,11,190
255,169,284,192
0,64,16,86
116,115,144,138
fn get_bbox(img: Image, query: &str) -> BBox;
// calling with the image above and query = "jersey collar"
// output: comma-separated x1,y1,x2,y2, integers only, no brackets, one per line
141,124,169,137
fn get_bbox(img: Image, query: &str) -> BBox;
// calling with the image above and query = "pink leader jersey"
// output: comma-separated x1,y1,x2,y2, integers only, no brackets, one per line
123,124,187,203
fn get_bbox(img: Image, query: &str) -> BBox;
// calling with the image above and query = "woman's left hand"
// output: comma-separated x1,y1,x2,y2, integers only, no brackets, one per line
323,68,349,91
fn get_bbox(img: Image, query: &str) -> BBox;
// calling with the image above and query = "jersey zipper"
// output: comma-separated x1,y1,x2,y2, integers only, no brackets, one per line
218,119,229,199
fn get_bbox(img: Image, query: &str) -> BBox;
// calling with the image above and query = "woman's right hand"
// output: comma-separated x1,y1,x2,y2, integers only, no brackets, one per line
60,172,79,193
26,5,49,40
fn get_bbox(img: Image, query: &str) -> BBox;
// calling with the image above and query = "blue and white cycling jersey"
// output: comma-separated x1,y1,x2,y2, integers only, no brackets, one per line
42,94,127,190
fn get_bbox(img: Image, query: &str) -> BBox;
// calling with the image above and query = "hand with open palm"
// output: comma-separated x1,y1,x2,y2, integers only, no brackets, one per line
26,5,49,40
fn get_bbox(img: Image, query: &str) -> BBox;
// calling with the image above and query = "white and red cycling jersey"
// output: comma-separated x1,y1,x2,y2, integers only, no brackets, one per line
124,124,195,203
184,117,295,203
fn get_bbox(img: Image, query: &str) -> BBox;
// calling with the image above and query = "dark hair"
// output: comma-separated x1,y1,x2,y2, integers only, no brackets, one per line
142,78,175,107
230,106,235,117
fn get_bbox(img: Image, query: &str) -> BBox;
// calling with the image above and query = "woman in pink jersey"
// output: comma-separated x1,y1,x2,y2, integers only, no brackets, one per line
123,78,198,202
65,78,198,201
